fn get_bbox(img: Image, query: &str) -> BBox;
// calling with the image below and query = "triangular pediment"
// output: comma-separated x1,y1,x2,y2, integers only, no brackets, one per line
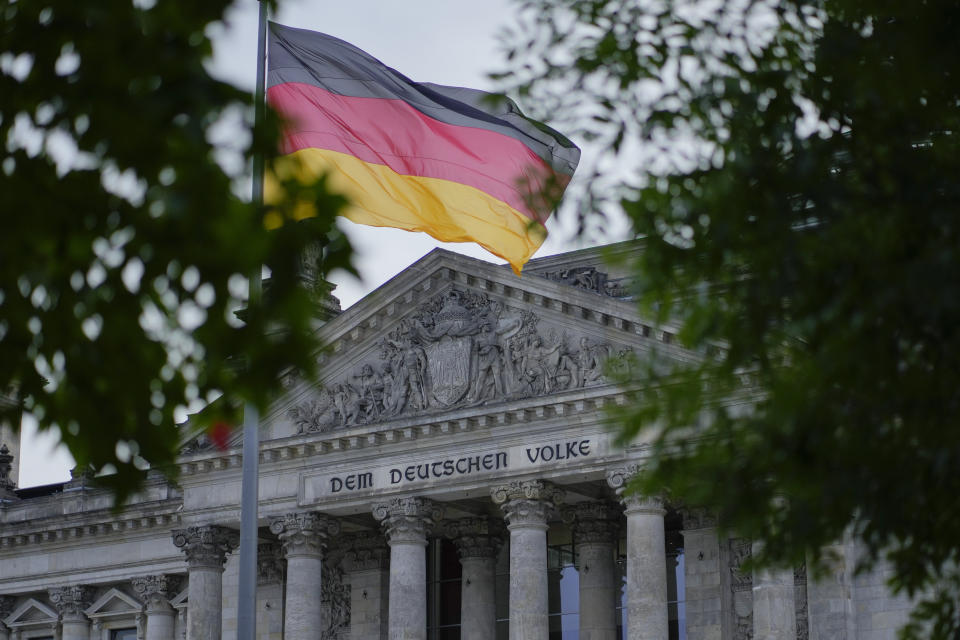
253,245,693,442
5,597,56,627
85,587,142,618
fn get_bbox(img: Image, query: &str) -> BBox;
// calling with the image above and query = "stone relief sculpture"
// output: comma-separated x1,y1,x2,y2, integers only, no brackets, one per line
321,562,350,640
541,266,628,298
288,288,630,434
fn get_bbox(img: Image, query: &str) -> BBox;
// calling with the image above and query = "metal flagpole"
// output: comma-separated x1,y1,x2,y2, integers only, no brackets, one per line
238,2,269,639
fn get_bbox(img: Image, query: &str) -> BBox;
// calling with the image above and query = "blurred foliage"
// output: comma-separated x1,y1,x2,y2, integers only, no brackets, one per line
501,0,960,636
0,0,353,503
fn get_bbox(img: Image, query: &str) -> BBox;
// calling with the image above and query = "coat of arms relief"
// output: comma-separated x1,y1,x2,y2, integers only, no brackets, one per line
289,288,633,434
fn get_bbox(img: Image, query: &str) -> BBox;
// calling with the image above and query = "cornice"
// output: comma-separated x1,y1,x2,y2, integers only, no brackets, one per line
177,387,632,479
0,503,181,550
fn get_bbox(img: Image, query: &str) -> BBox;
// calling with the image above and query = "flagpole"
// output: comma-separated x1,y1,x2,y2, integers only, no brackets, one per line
238,2,268,639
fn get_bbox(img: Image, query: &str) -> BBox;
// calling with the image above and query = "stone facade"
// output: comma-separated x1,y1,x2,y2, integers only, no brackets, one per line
0,244,914,639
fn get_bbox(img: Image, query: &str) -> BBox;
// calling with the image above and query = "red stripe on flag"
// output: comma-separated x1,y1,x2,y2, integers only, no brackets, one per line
267,82,558,223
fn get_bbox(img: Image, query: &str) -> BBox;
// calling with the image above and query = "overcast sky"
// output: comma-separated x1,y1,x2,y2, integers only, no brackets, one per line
17,0,630,488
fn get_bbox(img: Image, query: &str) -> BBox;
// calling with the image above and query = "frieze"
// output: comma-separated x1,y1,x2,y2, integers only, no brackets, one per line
795,563,809,640
729,538,754,640
288,288,632,434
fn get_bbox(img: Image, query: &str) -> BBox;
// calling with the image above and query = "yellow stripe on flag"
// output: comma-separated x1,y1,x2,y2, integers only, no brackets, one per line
265,148,547,275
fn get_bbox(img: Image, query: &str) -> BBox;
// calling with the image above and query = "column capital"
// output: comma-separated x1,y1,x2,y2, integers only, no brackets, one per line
562,501,621,544
339,532,390,572
171,525,238,570
257,541,285,585
372,497,443,545
446,517,505,559
491,479,563,529
48,585,93,621
681,506,717,530
605,463,642,492
131,574,181,611
269,511,340,557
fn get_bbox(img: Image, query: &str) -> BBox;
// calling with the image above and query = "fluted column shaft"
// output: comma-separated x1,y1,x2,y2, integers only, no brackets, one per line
373,497,443,640
565,502,620,640
270,512,340,640
492,480,563,640
608,467,668,640
447,518,504,640
172,525,238,640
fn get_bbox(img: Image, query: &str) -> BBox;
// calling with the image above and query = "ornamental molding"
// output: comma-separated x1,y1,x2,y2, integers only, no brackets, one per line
178,388,630,478
85,587,144,621
269,512,341,557
681,507,718,530
130,575,181,610
3,597,57,630
445,517,506,559
561,501,621,544
491,480,563,528
372,497,443,545
257,542,285,585
0,509,181,550
171,525,239,570
49,585,94,620
286,288,634,435
321,563,350,640
339,533,390,572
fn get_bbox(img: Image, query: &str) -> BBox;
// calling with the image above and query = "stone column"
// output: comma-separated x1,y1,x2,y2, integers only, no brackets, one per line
491,479,563,640
607,465,668,640
131,575,182,640
681,508,725,640
341,533,391,640
752,541,797,640
172,525,238,640
372,497,443,640
49,585,93,640
269,512,340,640
563,502,620,640
446,517,505,640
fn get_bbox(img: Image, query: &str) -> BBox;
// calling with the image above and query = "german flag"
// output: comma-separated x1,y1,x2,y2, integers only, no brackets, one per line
265,22,580,274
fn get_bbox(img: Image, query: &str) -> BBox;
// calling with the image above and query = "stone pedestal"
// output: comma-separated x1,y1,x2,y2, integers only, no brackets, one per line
341,534,391,640
49,585,92,640
564,502,620,640
681,509,724,640
269,512,340,640
132,575,182,640
447,518,505,640
491,480,563,640
172,525,238,640
752,542,797,640
372,497,443,640
607,466,668,640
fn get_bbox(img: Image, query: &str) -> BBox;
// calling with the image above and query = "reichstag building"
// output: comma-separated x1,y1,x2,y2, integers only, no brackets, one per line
0,244,913,639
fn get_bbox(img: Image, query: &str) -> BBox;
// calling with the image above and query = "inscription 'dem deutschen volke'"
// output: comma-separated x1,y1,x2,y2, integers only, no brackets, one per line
324,438,593,496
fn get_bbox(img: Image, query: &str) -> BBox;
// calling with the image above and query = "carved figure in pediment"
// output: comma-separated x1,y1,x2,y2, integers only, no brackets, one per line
386,325,430,412
353,364,384,422
469,321,505,402
289,389,338,434
577,337,613,387
332,383,361,426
